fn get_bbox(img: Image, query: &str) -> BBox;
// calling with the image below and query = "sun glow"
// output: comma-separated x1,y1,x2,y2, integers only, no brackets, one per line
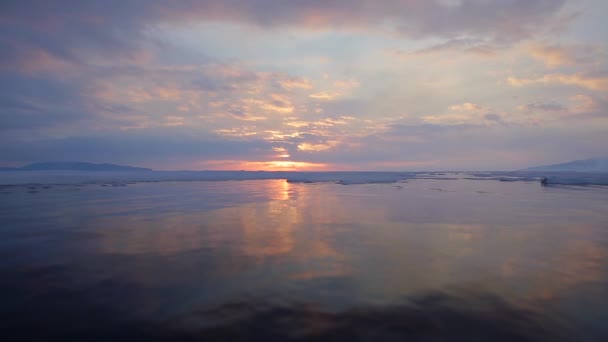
243,161,328,171
273,147,290,158
192,159,329,171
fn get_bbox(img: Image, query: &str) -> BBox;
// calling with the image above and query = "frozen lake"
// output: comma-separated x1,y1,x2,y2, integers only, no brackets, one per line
1,175,608,340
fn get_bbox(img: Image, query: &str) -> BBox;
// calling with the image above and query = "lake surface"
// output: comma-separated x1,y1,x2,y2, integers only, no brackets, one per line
1,178,608,341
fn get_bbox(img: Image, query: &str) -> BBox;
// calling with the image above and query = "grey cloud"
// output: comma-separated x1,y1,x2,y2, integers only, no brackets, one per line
191,68,259,92
0,1,151,65
289,124,477,164
0,59,273,135
290,123,608,170
393,0,567,41
0,0,568,70
0,0,570,132
0,131,274,166
525,102,564,111
192,78,239,93
397,38,504,57
0,73,94,130
484,113,502,121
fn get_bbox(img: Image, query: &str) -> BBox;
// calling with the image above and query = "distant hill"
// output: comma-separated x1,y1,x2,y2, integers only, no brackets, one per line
16,162,152,172
522,158,608,172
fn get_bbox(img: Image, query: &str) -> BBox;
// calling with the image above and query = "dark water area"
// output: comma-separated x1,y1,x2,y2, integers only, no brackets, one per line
1,179,608,341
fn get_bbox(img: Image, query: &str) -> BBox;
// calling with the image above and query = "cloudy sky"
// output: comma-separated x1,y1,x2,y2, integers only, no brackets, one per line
1,0,606,171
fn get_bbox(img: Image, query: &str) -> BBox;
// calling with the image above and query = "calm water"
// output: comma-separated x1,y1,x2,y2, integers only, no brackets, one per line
1,178,608,341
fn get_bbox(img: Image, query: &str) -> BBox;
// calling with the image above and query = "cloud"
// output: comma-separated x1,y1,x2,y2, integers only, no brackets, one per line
220,108,267,122
515,94,608,122
284,118,608,171
297,141,339,152
0,131,275,167
2,56,327,130
521,102,565,112
528,44,576,68
333,79,360,89
279,78,313,90
484,113,502,122
0,1,153,72
247,94,295,114
421,102,504,126
508,71,608,91
162,116,185,127
527,43,602,68
567,94,608,118
392,38,502,58
309,92,339,100
0,72,99,132
272,147,290,158
0,0,569,72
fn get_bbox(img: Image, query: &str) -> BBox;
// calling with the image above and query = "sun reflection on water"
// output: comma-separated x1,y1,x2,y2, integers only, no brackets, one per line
13,178,603,335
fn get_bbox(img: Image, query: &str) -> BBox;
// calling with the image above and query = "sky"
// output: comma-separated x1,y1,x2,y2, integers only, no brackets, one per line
0,0,606,171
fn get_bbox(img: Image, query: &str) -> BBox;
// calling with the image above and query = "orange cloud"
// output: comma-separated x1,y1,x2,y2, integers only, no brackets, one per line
246,93,295,113
298,141,339,152
263,130,302,141
333,79,360,89
508,73,608,91
449,102,481,111
309,92,338,100
162,115,185,126
527,44,575,68
526,43,603,68
155,86,182,100
285,121,310,128
273,147,290,158
422,102,503,125
567,94,607,115
215,128,258,137
279,78,313,89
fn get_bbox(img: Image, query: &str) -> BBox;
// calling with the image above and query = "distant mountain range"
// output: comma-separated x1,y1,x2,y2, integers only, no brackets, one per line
522,158,608,172
0,162,151,172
